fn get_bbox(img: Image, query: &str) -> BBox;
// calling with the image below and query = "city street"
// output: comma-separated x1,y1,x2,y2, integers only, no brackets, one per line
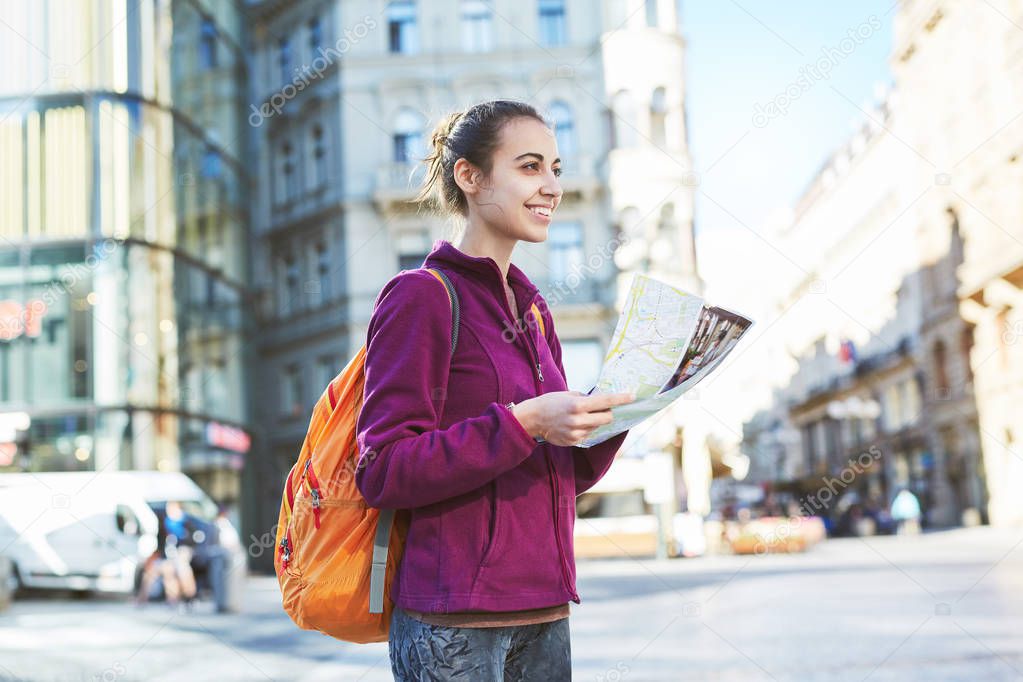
2,525,1022,681
2,2,1021,681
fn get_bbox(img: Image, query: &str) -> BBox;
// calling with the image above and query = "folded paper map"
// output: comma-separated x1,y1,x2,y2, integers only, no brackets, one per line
577,274,754,448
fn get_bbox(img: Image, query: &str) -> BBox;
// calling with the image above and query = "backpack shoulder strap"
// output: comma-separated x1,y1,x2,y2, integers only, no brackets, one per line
369,507,394,614
424,268,459,356
369,268,456,614
530,302,545,337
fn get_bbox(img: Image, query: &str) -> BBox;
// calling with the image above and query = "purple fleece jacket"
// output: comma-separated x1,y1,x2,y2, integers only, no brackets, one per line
355,239,629,614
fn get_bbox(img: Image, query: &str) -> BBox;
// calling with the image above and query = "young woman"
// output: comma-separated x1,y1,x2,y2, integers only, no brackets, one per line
355,99,636,681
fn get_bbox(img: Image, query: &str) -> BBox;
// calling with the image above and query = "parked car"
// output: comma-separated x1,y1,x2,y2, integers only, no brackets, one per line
0,471,245,610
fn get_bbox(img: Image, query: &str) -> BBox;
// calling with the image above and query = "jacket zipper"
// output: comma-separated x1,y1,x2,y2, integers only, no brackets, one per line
516,299,545,385
546,447,579,601
516,295,576,601
490,265,575,598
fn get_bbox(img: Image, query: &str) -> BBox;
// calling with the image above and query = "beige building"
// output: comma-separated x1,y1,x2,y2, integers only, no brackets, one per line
892,0,1023,526
742,97,973,527
244,0,699,554
747,0,1021,530
333,0,697,376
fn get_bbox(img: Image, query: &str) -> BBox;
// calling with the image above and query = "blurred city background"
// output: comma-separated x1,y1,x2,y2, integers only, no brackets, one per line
0,0,1021,680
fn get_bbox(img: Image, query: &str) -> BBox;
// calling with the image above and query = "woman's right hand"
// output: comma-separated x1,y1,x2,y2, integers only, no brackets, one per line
511,391,636,446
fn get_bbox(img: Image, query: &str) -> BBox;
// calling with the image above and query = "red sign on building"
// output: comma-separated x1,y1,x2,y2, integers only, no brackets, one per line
0,300,48,341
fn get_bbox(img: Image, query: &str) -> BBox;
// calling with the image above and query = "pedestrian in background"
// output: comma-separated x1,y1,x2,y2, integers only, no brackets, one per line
162,501,198,606
891,487,922,535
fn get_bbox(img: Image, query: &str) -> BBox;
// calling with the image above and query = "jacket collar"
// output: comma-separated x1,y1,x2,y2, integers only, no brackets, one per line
423,239,539,302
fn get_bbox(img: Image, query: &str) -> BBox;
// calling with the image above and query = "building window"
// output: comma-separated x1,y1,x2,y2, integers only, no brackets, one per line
278,249,301,317
549,222,584,285
288,251,302,312
315,240,331,303
388,1,418,54
932,339,949,395
826,419,842,468
813,420,828,469
311,124,327,187
645,0,658,28
199,19,218,69
278,37,291,84
842,417,859,448
538,0,566,46
650,87,667,148
279,140,297,203
903,378,921,423
961,325,974,383
281,364,304,418
461,1,494,52
861,415,877,441
393,108,425,163
885,379,921,429
802,423,816,471
304,243,323,308
611,90,638,148
883,384,901,431
549,101,575,162
308,17,322,54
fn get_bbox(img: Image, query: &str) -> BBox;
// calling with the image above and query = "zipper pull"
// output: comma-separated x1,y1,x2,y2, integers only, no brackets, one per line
537,362,544,382
279,536,291,570
310,487,322,529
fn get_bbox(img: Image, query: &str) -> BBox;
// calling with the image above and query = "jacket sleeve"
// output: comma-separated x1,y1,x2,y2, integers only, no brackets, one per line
355,270,540,509
537,300,629,495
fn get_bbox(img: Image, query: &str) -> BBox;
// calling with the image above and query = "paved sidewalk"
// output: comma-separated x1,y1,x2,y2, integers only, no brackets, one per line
1,525,1021,681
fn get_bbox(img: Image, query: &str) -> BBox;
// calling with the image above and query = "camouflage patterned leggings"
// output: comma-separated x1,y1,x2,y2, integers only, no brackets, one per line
388,606,572,681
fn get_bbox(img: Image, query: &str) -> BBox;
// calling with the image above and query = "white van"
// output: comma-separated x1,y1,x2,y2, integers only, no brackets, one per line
0,471,246,609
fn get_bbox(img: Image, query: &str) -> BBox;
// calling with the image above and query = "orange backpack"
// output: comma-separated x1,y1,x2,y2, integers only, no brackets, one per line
273,267,544,642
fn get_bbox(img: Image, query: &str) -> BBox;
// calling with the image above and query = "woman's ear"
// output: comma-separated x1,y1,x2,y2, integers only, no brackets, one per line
453,157,482,198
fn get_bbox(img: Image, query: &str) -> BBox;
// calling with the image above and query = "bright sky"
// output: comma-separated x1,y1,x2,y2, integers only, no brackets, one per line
684,1,896,227
678,0,898,437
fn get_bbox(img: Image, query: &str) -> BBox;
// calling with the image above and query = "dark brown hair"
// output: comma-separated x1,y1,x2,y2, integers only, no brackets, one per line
413,100,548,219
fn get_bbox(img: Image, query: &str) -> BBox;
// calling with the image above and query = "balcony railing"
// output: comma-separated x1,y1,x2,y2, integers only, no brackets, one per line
373,162,428,211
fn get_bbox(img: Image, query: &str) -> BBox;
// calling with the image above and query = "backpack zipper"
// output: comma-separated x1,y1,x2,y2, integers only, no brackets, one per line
278,459,323,574
279,530,292,571
304,460,323,529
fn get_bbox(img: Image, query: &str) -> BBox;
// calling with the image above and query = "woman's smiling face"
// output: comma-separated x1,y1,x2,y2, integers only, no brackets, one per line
463,116,564,243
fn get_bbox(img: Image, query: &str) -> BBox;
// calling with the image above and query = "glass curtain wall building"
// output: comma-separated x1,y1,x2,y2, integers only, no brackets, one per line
0,1,252,513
